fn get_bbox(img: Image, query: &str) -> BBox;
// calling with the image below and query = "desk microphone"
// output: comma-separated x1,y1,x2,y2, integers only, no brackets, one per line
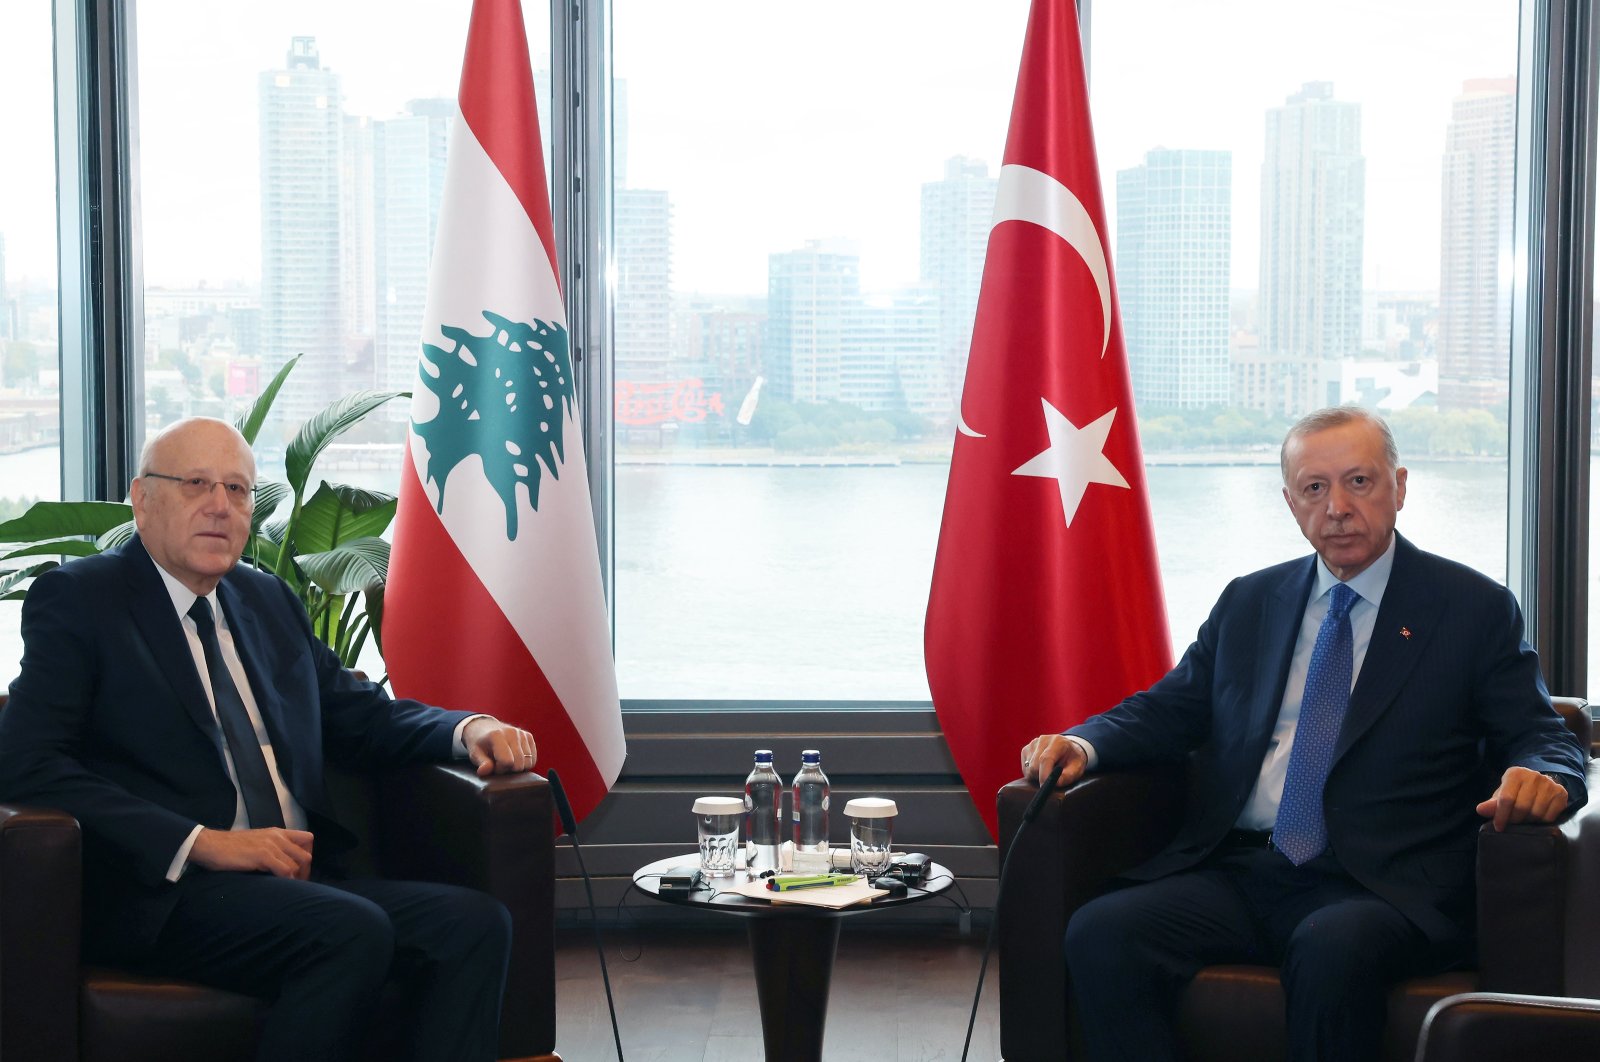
546,769,624,1062
1024,761,1066,823
961,759,1066,1062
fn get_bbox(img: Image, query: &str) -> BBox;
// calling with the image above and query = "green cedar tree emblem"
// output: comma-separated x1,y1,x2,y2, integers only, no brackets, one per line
414,310,574,540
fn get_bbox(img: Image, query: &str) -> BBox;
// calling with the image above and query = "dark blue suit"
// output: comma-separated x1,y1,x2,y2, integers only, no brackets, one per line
1064,533,1587,1059
0,537,510,1061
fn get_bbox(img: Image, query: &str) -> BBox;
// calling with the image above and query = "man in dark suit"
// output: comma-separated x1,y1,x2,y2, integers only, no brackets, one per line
1021,406,1587,1061
0,417,540,1062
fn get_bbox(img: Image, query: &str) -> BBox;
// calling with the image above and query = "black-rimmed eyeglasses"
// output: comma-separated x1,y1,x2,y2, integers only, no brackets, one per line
142,472,257,508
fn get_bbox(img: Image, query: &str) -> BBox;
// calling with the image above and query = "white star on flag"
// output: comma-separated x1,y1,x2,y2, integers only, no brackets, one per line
1011,399,1130,527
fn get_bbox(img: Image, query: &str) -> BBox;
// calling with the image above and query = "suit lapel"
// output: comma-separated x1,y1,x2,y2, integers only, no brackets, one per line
1335,534,1443,758
119,536,225,752
1244,557,1316,753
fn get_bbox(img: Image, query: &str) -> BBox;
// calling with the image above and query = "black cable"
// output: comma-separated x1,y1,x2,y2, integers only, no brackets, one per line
961,762,1065,1062
547,770,625,1062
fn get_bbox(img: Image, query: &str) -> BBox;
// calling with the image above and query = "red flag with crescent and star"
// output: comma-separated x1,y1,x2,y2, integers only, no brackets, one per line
924,0,1172,841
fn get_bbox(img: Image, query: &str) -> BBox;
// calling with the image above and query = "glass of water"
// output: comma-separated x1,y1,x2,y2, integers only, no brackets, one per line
844,797,897,878
694,796,743,876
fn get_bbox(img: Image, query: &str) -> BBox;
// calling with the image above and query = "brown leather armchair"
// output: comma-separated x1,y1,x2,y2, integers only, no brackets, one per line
995,697,1600,1062
1414,992,1600,1061
0,696,560,1062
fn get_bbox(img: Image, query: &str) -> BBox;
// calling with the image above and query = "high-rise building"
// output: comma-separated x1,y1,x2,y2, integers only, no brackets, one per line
920,156,996,404
1252,81,1365,416
614,188,674,383
767,239,860,404
1116,148,1232,409
373,99,452,417
1438,78,1514,414
341,114,376,388
0,232,10,342
259,37,344,438
842,289,947,415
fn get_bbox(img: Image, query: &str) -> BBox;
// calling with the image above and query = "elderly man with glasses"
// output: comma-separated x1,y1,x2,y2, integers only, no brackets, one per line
0,416,536,1062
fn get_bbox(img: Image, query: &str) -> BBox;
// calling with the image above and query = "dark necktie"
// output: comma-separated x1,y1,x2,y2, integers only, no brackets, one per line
187,597,285,829
1272,582,1358,865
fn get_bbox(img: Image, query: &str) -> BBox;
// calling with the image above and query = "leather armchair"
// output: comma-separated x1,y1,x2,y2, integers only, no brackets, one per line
0,696,560,1062
995,697,1600,1062
1414,992,1600,1061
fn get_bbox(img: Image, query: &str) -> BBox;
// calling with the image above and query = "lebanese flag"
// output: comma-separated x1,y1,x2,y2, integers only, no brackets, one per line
384,0,624,823
925,0,1171,841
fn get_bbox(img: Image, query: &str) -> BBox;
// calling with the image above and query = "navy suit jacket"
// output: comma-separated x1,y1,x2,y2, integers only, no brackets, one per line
0,536,474,956
1069,533,1587,945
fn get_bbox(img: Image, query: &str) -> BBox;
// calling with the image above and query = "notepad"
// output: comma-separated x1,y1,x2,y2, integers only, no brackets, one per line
727,878,888,908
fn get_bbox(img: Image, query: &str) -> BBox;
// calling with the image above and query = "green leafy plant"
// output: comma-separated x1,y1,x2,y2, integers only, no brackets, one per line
0,356,408,671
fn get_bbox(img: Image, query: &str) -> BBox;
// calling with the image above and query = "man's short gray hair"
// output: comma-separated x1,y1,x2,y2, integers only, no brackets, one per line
1280,406,1399,483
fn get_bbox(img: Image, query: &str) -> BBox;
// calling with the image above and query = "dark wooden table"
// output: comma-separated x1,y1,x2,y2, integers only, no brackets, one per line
632,855,953,1062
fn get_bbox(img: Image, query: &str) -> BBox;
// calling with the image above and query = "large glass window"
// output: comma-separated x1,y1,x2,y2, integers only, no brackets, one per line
612,0,1031,700
0,2,63,678
612,0,1518,702
1091,0,1519,646
133,2,550,675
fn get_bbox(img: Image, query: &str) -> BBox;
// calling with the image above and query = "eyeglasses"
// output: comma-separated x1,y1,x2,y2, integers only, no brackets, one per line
142,472,256,508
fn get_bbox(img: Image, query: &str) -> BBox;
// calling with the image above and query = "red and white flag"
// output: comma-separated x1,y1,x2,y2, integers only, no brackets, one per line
925,0,1171,840
385,0,624,823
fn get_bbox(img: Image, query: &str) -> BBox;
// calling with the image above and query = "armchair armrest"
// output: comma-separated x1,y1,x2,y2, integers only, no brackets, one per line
1416,992,1600,1061
371,764,556,1060
0,804,83,1062
1476,756,1600,997
996,767,1187,1062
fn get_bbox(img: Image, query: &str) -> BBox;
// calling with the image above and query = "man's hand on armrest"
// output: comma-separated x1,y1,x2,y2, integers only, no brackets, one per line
189,827,315,879
1020,734,1089,789
1476,766,1569,831
462,716,538,777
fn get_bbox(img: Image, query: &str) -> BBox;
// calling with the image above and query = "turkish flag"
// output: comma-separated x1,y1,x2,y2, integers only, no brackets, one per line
925,0,1172,841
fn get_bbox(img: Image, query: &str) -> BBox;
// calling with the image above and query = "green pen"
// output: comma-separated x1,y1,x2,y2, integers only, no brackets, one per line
769,872,858,892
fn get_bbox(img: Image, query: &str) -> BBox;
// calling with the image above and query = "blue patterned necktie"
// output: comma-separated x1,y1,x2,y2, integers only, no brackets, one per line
1272,582,1358,866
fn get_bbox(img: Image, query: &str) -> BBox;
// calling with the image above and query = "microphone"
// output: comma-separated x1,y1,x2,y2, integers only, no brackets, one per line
961,757,1067,1062
1023,761,1066,823
547,767,580,838
545,770,624,1062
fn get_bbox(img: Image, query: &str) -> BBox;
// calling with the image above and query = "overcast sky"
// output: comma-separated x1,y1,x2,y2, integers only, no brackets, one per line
0,1,1517,295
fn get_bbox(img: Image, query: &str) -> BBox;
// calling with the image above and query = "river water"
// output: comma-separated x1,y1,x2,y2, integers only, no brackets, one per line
3,447,1534,700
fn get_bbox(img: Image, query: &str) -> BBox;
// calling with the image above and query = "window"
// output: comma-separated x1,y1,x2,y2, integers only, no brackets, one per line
611,0,1031,701
0,2,63,677
1091,0,1518,646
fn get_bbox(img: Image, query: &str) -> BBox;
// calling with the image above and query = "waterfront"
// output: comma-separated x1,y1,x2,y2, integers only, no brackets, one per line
0,448,1542,699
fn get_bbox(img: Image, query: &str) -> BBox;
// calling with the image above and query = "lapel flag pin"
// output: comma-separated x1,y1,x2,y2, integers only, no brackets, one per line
1400,627,1412,640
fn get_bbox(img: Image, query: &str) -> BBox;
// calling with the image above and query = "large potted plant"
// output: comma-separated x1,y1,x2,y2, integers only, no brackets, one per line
0,356,407,671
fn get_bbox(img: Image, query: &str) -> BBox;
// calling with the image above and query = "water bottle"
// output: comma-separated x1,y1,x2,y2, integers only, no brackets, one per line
743,749,784,874
791,749,831,874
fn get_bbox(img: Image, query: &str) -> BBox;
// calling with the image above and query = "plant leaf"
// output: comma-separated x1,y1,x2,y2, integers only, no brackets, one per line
284,390,408,497
96,520,137,550
0,501,134,543
292,482,398,556
1,536,104,561
364,582,387,659
251,480,291,534
295,536,390,596
235,355,301,445
0,560,58,599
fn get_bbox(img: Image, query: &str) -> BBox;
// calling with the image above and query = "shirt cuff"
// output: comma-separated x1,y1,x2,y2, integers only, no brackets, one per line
1066,734,1099,770
453,714,493,759
166,824,205,882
